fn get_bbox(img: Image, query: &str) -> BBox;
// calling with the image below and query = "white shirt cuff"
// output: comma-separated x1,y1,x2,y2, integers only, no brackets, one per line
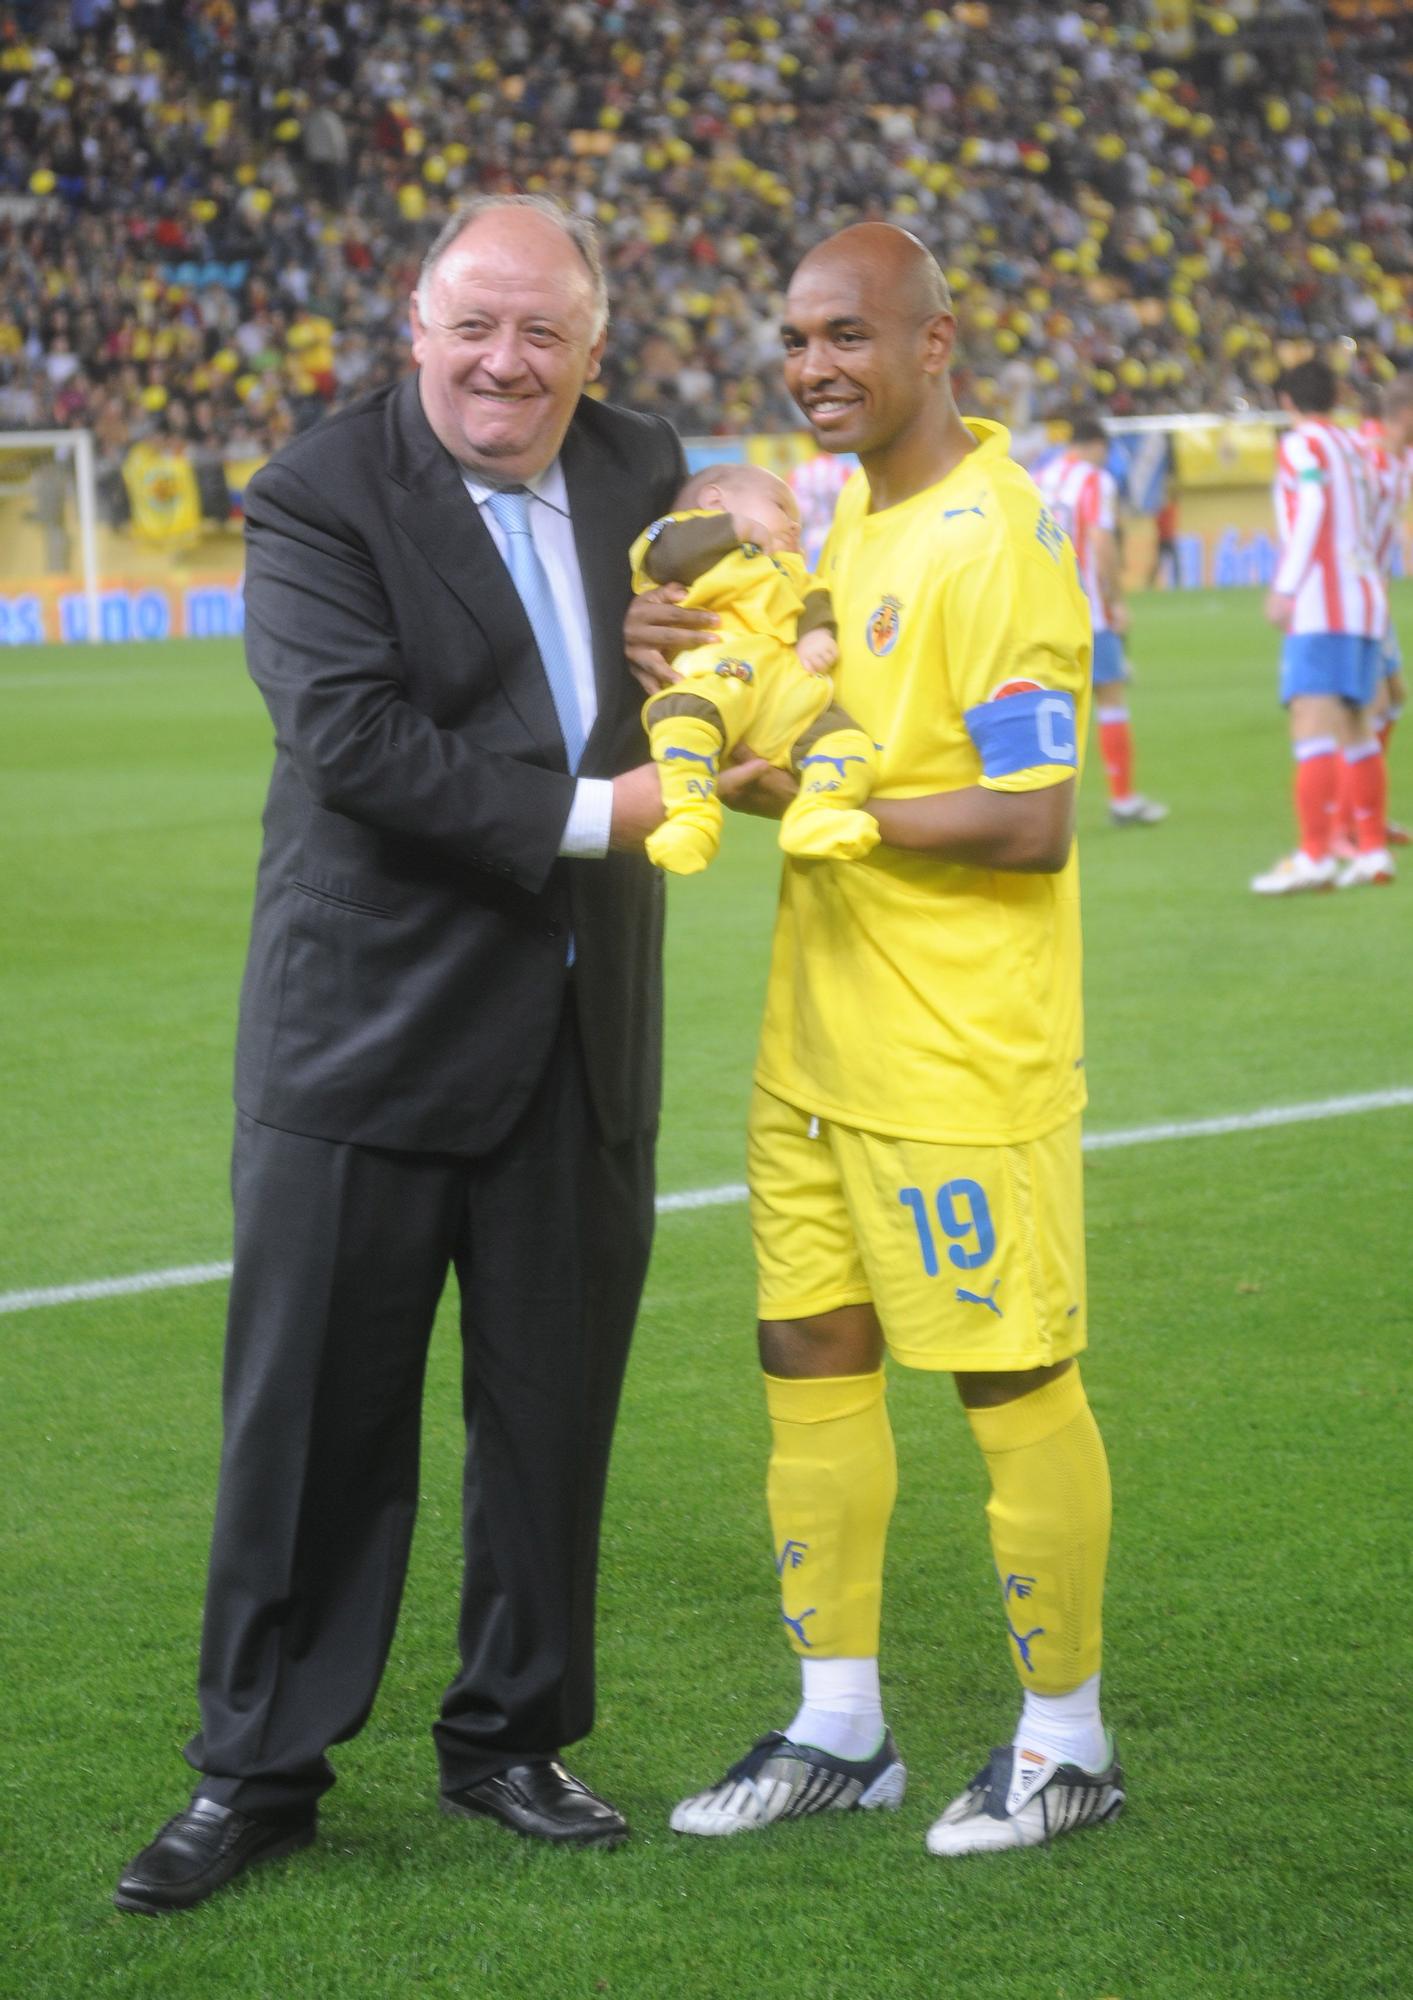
559,777,614,858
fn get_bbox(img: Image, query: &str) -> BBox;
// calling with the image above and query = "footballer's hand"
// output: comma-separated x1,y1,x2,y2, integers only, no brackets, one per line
1264,589,1294,629
1107,601,1130,638
720,743,797,821
609,763,665,850
624,585,720,695
796,627,839,674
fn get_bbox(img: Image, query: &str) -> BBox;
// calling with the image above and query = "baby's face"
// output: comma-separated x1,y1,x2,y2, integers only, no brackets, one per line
725,474,802,555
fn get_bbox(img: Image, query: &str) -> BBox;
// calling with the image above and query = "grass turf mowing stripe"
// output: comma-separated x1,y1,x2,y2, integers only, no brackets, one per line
3,1083,1409,1318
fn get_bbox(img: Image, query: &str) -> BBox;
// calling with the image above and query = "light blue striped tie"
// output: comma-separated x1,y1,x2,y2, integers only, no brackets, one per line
484,486,586,772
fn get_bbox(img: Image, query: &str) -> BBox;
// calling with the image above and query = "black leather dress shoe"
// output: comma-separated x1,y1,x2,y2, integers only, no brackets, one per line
114,1796,317,1915
440,1760,628,1848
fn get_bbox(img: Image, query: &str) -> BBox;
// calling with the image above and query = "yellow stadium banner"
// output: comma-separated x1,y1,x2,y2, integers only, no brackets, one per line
222,452,268,510
1172,421,1279,489
121,442,203,545
742,432,821,479
1,426,1405,644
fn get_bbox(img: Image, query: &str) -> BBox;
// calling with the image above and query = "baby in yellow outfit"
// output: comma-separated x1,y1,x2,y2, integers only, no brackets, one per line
631,463,880,875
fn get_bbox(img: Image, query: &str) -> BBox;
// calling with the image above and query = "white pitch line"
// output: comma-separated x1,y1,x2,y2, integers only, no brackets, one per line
656,1183,748,1213
2,1085,1410,1319
0,1260,235,1317
1080,1086,1413,1152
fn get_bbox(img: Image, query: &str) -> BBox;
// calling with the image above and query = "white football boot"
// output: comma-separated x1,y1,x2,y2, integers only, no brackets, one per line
670,1730,906,1837
1250,850,1338,895
926,1737,1125,1856
1109,795,1169,826
1335,846,1395,888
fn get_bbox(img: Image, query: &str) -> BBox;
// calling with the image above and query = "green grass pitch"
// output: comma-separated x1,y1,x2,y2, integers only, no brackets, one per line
2,588,1409,1999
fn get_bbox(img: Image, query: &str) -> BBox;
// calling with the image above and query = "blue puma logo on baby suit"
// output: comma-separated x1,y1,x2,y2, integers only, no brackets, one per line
799,751,867,780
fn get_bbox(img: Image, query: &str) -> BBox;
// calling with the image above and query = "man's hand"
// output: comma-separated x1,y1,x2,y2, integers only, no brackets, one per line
624,585,721,696
1107,601,1130,638
796,627,839,674
719,742,797,820
1265,589,1294,629
609,763,664,850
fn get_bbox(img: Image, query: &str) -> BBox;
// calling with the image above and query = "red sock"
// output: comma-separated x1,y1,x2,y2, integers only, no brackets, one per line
1097,709,1133,803
1334,756,1356,849
1344,742,1387,853
1293,739,1338,860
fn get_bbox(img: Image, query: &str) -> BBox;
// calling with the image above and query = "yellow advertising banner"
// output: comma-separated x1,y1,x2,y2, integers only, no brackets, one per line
1173,422,1279,489
0,430,1406,644
0,572,245,646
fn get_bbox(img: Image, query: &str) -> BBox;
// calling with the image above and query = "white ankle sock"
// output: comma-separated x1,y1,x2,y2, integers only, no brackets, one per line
1013,1672,1108,1772
788,1657,886,1761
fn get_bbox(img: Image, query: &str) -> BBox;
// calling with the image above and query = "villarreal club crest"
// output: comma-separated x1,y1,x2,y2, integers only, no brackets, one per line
867,595,902,657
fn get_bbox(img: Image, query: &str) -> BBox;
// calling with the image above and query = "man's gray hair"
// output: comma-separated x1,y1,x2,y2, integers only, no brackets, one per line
416,194,609,341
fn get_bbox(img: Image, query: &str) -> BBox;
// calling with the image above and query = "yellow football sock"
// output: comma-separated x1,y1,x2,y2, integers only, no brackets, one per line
779,727,880,861
765,1370,896,1659
645,714,725,874
965,1365,1110,1696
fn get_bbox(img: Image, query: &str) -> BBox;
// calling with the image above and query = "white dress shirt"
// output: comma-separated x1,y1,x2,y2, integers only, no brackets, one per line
461,461,613,858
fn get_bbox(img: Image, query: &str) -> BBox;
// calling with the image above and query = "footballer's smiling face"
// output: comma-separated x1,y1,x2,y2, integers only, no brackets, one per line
411,208,607,484
781,251,956,463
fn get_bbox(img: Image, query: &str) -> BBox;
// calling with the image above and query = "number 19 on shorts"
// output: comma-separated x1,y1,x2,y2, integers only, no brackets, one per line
898,1178,996,1275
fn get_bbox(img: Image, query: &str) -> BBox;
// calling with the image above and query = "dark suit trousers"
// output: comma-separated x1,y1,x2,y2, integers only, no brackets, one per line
185,1000,654,1816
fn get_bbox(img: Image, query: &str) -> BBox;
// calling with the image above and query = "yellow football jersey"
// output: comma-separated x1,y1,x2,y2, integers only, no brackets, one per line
754,421,1093,1146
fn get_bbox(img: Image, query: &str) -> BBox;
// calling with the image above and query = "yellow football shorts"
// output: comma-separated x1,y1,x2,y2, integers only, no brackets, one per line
748,1085,1087,1372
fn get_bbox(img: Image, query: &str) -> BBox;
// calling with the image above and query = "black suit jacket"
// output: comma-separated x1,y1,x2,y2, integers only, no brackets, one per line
233,375,685,1154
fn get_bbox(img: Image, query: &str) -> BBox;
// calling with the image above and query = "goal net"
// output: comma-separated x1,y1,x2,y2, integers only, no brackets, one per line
0,430,101,644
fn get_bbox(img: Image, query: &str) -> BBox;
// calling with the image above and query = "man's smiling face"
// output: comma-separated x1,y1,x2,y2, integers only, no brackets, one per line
781,248,954,463
410,209,607,483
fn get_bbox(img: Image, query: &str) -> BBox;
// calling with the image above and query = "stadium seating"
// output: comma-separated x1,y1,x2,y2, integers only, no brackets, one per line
1,0,1409,486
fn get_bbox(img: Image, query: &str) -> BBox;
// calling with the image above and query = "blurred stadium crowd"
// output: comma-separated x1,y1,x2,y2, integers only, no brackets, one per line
0,0,1410,524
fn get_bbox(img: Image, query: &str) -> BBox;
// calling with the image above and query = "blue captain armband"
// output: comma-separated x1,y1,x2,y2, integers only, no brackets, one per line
964,687,1077,779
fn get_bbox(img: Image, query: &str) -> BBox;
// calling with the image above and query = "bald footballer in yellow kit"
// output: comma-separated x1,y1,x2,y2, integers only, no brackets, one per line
634,222,1123,1860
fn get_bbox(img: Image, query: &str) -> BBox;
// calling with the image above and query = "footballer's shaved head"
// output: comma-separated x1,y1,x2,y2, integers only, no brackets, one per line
781,221,972,506
792,222,953,322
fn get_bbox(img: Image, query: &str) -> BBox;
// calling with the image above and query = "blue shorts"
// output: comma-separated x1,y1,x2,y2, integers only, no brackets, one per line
1279,633,1381,707
1091,630,1128,686
1379,628,1402,679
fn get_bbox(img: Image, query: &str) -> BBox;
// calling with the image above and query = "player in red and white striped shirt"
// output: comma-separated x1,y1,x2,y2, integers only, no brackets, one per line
1253,360,1392,895
1353,375,1413,846
1035,417,1167,826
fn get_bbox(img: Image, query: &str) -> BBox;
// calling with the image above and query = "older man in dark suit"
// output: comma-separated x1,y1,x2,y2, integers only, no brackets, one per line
116,195,683,1915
